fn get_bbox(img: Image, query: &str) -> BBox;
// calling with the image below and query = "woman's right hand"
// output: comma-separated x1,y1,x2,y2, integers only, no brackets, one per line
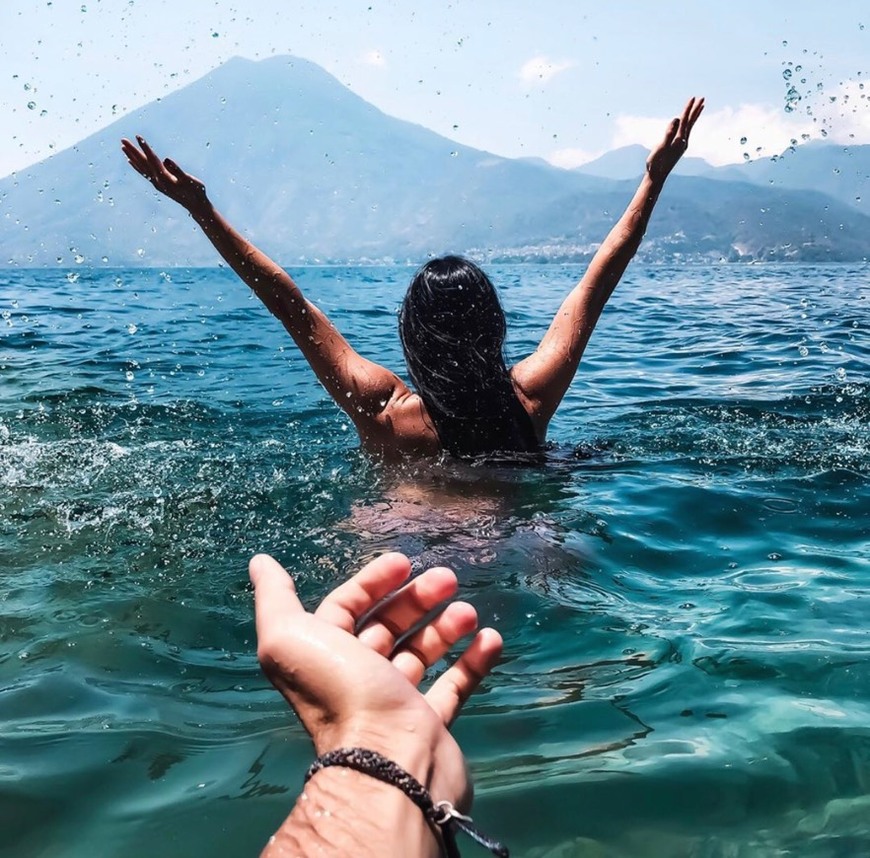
121,135,210,214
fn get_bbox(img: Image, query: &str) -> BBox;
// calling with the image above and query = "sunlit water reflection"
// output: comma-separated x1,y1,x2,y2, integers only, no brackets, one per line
1,264,868,856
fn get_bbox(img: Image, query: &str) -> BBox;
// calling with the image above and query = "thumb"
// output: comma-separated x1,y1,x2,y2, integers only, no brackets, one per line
661,117,679,148
249,554,306,646
163,157,184,177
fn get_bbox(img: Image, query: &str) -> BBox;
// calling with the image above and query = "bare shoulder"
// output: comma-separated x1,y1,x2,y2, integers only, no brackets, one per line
357,385,441,457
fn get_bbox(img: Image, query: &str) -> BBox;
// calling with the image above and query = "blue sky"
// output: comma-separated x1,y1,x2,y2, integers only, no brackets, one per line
2,1,868,177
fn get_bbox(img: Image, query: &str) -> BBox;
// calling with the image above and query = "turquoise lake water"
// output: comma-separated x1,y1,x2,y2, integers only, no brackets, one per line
1,264,868,856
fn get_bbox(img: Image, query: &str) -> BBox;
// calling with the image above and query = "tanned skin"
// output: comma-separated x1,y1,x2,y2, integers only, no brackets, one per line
122,97,704,457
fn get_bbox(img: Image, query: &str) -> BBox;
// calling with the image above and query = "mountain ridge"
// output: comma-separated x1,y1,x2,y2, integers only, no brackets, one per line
1,54,868,266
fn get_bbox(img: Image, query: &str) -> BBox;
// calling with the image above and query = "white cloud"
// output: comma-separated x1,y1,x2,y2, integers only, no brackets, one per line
362,50,386,68
548,146,604,169
545,90,870,171
518,56,574,88
610,103,818,166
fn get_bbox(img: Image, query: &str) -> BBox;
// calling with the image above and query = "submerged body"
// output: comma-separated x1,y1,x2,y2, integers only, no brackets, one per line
122,98,704,460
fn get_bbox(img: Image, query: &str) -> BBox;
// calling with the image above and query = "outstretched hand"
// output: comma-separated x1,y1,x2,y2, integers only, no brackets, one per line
121,136,210,213
249,552,503,810
646,97,705,184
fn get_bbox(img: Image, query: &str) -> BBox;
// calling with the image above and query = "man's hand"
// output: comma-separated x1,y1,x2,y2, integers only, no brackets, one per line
249,551,503,810
121,136,210,214
646,96,705,185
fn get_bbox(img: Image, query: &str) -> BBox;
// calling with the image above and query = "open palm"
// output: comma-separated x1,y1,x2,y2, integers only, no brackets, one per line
249,552,503,810
121,135,209,212
646,97,705,184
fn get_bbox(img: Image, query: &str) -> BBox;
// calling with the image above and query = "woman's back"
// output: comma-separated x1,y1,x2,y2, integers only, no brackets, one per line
367,372,543,460
121,96,704,461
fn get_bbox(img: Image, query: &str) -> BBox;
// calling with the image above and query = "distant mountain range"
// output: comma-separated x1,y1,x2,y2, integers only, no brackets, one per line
576,140,870,215
1,55,869,266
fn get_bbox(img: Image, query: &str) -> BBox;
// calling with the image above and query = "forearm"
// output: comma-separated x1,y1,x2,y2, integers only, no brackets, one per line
184,197,397,416
521,171,668,411
583,172,665,303
612,173,662,242
264,764,441,858
188,200,309,330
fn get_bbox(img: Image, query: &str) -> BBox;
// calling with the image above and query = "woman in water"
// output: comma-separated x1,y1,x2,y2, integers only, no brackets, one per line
122,97,703,460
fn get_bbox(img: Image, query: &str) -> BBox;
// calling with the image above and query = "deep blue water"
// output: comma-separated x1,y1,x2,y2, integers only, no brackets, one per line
1,264,868,857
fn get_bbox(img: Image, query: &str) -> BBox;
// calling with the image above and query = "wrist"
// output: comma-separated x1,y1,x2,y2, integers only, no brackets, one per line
317,715,471,811
268,766,441,858
188,198,216,224
642,169,666,191
319,719,440,793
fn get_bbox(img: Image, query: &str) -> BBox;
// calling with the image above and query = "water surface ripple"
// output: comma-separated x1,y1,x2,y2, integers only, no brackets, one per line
1,264,868,857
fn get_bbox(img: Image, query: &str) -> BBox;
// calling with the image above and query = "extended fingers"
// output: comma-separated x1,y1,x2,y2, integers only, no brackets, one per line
391,600,478,686
679,96,705,143
425,627,503,726
136,135,166,176
121,135,174,188
687,96,705,133
678,99,694,141
314,552,412,633
356,566,459,655
248,553,306,652
120,138,151,178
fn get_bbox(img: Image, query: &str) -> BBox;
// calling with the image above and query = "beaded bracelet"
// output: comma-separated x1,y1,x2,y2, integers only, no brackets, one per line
305,747,509,858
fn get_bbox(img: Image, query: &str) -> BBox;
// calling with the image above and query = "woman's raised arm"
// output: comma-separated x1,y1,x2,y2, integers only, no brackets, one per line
512,97,705,432
121,136,406,435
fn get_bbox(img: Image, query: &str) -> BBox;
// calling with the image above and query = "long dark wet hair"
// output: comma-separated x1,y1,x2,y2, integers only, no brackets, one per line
399,255,540,459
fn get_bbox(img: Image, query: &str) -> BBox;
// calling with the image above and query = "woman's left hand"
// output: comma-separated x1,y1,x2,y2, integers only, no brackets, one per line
646,96,705,184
